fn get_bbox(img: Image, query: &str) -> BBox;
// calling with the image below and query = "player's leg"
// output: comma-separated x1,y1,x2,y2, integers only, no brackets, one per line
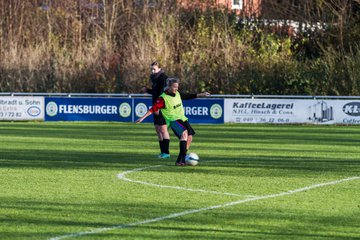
154,112,170,158
170,120,188,166
158,111,170,156
176,130,188,165
157,124,170,158
183,121,195,150
154,121,163,156
187,135,192,150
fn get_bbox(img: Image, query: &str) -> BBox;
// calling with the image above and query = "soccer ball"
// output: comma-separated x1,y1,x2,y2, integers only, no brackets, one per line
185,153,199,166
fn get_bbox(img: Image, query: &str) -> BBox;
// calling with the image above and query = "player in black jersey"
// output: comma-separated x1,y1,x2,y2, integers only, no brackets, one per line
141,61,171,159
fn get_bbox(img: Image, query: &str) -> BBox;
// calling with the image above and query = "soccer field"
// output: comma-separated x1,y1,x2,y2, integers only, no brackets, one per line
0,122,359,240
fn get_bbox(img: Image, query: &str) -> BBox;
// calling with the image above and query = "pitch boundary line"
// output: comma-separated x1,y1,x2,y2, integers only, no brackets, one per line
117,165,256,198
49,175,359,240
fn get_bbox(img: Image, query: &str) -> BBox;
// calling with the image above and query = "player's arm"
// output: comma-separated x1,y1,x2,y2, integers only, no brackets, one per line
136,110,152,123
197,92,211,97
136,97,165,123
180,91,210,100
141,86,153,94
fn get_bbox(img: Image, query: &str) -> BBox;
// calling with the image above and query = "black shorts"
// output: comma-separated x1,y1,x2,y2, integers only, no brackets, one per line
170,120,195,139
153,110,166,126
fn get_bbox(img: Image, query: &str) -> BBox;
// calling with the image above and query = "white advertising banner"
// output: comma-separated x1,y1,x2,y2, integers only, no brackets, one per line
0,96,44,120
319,100,360,124
224,99,360,124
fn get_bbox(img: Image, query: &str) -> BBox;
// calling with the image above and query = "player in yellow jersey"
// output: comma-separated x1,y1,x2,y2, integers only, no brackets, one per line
136,78,210,165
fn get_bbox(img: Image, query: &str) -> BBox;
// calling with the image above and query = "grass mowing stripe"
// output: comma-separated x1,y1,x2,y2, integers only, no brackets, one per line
49,176,359,240
1,122,359,239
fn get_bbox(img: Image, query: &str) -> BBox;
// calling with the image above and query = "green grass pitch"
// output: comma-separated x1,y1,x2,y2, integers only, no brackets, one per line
0,122,359,240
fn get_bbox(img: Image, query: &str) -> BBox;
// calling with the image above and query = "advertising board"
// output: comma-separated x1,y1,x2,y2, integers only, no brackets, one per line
45,97,132,121
224,99,360,124
133,98,224,124
0,96,44,120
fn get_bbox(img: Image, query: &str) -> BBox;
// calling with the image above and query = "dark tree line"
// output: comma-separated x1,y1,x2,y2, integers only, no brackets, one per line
0,0,359,95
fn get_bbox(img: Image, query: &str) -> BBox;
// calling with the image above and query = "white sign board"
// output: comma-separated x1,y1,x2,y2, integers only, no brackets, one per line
319,100,360,124
224,99,360,124
0,96,44,120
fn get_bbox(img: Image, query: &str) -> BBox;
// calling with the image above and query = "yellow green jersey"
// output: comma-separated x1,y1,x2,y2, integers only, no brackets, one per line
160,91,188,127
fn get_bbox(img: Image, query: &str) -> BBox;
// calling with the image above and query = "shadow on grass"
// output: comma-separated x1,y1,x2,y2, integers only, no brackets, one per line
0,122,154,141
1,122,360,175
1,148,359,176
1,197,358,239
0,149,160,169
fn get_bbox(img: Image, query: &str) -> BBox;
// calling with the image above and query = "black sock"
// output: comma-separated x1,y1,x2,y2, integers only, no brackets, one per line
163,139,170,154
177,141,187,162
159,140,164,154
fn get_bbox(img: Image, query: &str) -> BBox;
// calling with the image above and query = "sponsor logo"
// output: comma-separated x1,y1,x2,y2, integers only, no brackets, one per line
210,104,223,119
135,103,148,117
57,105,117,114
232,102,294,110
27,106,41,117
119,102,131,118
184,106,209,116
343,102,360,116
173,103,182,109
308,101,334,123
46,101,58,117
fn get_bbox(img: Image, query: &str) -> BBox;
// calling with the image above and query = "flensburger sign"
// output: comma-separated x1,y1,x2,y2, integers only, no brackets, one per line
45,97,223,123
133,98,224,124
45,97,132,121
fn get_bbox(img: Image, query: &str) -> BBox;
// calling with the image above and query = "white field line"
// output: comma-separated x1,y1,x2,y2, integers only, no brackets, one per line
117,165,255,198
49,176,359,240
